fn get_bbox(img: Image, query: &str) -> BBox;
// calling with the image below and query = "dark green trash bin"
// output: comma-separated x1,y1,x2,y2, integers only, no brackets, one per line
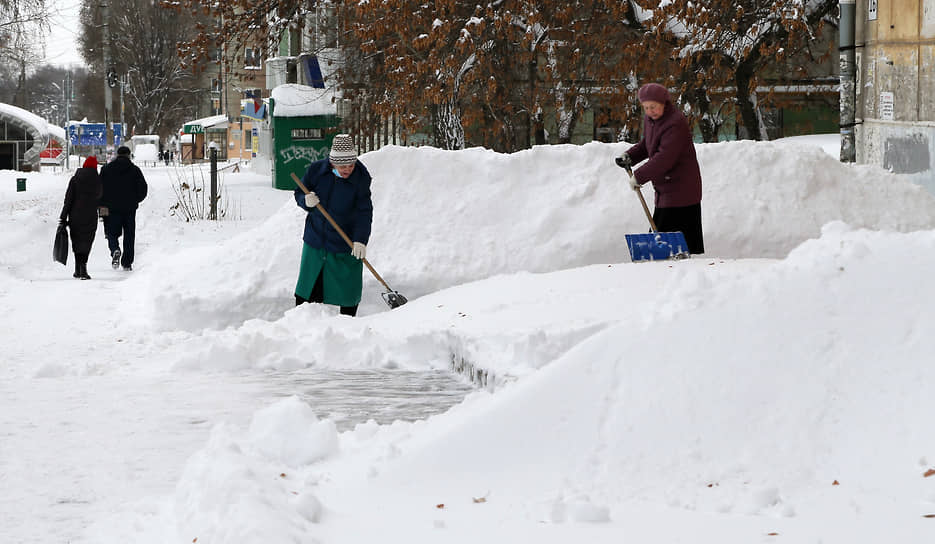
16,178,26,192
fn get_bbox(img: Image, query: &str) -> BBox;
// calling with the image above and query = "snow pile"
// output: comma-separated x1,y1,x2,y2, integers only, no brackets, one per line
150,223,935,543
141,140,935,332
248,396,339,467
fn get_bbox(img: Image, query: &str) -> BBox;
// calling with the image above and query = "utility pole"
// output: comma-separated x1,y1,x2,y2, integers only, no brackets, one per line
64,73,71,170
839,0,857,163
120,73,125,145
101,0,114,154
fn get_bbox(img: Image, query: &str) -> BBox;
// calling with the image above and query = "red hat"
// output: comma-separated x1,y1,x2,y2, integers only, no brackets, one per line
637,83,671,105
83,156,98,169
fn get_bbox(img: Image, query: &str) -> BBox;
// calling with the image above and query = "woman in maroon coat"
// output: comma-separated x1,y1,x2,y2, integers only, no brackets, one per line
60,156,103,279
617,83,704,254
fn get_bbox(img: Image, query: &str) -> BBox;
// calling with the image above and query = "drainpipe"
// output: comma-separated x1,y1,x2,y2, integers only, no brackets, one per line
839,0,857,162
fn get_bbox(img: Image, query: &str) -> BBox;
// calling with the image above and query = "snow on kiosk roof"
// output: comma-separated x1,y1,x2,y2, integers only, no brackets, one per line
270,84,337,117
180,114,228,133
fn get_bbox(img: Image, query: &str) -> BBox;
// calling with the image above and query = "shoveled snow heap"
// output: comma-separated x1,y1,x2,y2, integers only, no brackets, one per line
142,140,935,332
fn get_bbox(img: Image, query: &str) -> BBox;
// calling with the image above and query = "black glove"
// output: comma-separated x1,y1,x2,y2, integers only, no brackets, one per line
614,154,632,169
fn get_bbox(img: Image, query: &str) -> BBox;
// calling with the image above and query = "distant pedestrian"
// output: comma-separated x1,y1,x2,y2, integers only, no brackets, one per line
616,82,704,254
293,134,373,316
59,156,102,280
100,146,148,271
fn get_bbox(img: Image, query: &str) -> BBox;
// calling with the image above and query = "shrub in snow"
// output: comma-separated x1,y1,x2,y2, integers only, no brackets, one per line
169,165,240,221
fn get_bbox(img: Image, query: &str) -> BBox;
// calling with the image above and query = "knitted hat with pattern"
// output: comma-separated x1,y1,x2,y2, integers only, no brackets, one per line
329,134,357,165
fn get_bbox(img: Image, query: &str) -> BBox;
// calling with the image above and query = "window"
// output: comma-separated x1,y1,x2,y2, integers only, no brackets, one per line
245,47,262,69
211,78,221,93
211,98,221,115
291,128,323,141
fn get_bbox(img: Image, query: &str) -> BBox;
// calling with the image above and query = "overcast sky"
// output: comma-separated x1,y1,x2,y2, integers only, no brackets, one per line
44,0,84,67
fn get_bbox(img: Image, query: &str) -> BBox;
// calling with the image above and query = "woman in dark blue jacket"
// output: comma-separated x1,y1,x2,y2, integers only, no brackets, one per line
293,134,373,316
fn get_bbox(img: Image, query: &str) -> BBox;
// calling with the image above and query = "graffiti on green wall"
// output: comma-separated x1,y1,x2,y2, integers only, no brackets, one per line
280,145,330,165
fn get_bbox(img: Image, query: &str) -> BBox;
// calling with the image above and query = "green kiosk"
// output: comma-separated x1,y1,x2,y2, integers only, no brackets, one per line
269,84,341,190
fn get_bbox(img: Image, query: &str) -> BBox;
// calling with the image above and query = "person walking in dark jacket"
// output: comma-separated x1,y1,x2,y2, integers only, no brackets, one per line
616,83,704,254
60,156,103,279
100,145,148,270
293,134,373,316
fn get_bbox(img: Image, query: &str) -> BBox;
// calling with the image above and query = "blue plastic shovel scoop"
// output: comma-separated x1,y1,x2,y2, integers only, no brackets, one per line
623,167,690,262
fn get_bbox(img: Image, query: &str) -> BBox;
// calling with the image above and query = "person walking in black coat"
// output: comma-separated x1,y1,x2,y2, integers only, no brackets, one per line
100,146,148,271
60,156,103,279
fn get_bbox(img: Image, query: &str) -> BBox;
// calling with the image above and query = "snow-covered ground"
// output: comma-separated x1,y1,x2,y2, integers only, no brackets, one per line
2,137,935,543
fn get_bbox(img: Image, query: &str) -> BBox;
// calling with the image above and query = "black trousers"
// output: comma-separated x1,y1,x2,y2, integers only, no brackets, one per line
294,271,359,316
104,210,137,267
653,202,704,255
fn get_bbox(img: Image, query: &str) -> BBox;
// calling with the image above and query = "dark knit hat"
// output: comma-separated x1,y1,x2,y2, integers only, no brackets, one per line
117,145,131,156
82,156,98,169
637,83,671,104
329,134,357,165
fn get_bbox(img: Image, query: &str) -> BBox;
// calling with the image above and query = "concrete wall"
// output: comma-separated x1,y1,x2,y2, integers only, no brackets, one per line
855,0,935,179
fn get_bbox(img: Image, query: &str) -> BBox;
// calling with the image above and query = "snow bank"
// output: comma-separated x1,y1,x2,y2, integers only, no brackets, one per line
141,140,935,332
118,223,935,543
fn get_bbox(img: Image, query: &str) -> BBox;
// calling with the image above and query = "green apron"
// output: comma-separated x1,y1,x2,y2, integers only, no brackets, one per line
294,243,363,307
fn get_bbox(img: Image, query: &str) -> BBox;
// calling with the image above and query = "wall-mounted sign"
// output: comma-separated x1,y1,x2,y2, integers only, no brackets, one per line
879,91,894,121
868,0,877,21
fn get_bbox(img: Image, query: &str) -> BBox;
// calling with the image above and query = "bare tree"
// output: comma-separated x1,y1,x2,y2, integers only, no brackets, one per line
1,0,49,107
78,0,203,137
643,0,838,141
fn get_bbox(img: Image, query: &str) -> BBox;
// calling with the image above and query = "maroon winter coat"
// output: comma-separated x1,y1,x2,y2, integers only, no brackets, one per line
625,98,703,208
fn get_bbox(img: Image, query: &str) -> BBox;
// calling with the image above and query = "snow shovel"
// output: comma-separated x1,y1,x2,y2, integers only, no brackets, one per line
622,165,690,262
290,172,408,309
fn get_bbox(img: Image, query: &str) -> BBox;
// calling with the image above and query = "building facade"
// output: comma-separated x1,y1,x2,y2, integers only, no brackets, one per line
855,0,935,183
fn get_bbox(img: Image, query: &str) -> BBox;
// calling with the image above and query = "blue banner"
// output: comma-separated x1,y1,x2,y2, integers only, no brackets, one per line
69,123,107,146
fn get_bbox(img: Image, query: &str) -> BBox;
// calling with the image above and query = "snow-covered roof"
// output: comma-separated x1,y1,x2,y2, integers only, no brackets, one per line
183,114,229,131
271,84,337,117
0,103,49,140
0,102,51,167
46,123,66,146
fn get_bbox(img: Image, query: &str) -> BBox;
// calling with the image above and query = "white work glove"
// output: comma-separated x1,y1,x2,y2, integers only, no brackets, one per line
629,174,640,190
304,192,319,207
351,242,366,260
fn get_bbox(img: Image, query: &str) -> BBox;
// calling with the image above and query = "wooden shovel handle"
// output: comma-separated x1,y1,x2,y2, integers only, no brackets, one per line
290,172,393,292
624,165,659,232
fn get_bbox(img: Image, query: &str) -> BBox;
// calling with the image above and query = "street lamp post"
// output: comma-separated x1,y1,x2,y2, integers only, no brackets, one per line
208,141,218,220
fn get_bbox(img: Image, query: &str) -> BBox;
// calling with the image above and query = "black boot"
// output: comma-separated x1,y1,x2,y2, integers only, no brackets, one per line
73,261,81,278
78,262,91,280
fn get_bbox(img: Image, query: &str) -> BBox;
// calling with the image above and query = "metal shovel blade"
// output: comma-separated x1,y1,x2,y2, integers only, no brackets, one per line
625,232,690,262
382,291,408,309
